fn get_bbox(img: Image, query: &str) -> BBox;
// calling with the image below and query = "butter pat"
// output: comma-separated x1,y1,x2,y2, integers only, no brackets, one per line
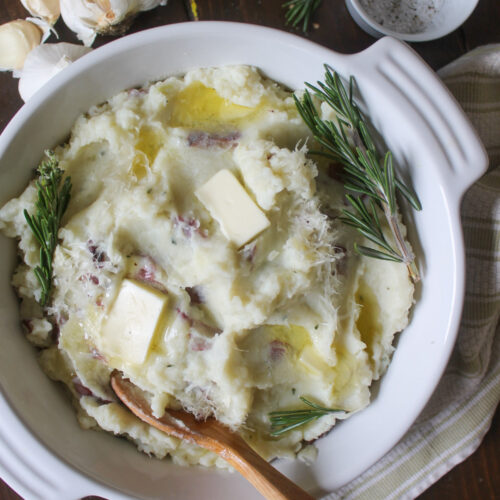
196,169,270,247
101,279,167,365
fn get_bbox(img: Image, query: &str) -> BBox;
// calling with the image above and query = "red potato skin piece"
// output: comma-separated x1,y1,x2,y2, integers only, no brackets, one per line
176,307,194,327
129,255,168,293
79,273,99,285
186,286,204,304
173,215,208,239
187,131,240,149
127,88,149,97
188,333,211,351
73,376,113,404
176,308,222,347
240,243,257,264
90,346,106,361
87,240,109,268
269,339,289,361
137,265,156,283
73,377,93,397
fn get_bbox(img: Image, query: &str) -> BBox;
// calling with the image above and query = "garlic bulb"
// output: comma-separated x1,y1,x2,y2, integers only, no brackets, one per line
20,0,60,25
18,42,92,101
60,0,168,46
0,19,42,71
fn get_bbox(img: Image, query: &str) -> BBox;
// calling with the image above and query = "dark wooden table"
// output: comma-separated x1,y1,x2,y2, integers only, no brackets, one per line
0,1,499,499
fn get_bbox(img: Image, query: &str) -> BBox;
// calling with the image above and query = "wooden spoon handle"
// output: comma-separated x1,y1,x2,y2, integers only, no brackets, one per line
111,371,314,499
223,440,315,500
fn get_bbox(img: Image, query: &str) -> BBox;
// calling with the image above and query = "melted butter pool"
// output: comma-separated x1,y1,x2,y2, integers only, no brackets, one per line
169,82,257,129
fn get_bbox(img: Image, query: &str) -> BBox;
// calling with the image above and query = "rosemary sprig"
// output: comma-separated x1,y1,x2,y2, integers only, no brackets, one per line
269,397,343,436
24,152,72,307
283,0,322,32
295,66,422,282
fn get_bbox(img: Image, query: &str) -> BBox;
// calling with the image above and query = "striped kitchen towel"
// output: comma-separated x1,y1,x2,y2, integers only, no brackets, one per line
323,45,500,500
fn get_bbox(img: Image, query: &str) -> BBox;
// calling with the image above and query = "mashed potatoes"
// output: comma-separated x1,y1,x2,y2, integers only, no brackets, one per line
0,66,413,468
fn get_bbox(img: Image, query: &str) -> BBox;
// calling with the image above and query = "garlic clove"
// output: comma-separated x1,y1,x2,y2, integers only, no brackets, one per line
18,42,92,102
0,19,42,71
60,0,167,46
20,0,61,25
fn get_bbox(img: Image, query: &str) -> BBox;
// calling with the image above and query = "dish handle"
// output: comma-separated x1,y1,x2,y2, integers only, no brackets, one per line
345,37,489,196
0,394,101,500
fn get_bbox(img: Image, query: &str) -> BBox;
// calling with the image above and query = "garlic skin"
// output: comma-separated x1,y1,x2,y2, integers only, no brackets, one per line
0,20,42,71
21,0,61,25
60,0,168,47
26,17,56,43
18,42,92,102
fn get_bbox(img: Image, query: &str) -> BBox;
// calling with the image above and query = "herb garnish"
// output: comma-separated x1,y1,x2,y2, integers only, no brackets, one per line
269,397,343,436
24,151,72,306
295,66,422,282
283,0,322,32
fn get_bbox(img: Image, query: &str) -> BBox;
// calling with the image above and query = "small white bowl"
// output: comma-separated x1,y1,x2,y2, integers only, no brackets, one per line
0,22,488,500
346,0,479,42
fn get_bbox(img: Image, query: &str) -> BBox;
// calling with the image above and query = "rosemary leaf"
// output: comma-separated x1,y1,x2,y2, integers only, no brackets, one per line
296,66,422,281
395,177,422,211
269,397,343,436
24,151,71,307
354,244,404,262
283,0,322,32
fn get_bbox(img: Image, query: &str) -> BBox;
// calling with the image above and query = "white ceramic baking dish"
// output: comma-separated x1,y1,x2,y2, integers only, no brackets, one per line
0,22,488,500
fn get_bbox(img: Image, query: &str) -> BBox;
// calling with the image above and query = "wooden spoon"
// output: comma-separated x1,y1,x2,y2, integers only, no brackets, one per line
110,370,315,500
